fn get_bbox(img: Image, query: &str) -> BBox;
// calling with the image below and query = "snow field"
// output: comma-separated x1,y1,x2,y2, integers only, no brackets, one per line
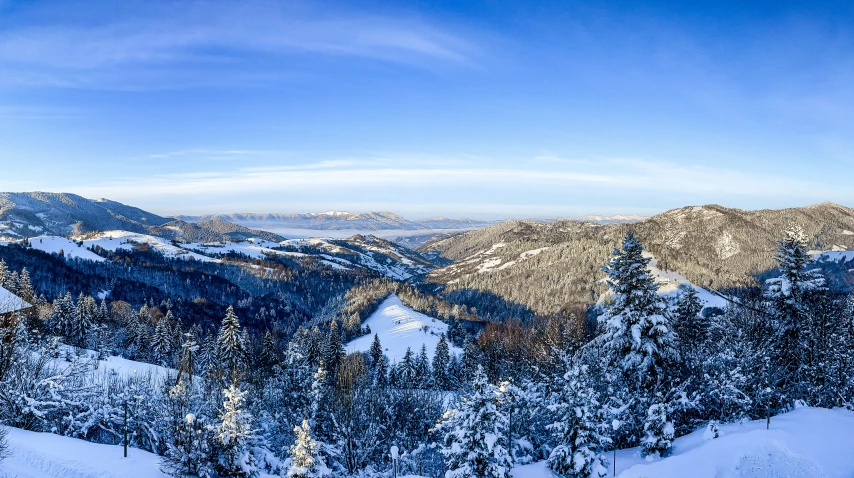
346,295,462,362
511,407,854,478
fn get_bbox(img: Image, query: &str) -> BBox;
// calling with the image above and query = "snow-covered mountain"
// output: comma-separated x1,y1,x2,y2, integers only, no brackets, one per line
575,214,648,224
0,192,172,238
0,192,283,243
422,202,854,319
177,211,493,231
18,230,439,281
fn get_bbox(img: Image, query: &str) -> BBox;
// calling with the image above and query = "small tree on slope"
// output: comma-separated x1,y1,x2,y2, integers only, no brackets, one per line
439,365,512,478
287,419,330,478
641,403,674,458
546,364,609,478
215,384,258,477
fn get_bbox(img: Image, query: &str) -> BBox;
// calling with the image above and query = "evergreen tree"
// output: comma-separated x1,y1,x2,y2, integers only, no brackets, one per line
546,365,609,478
287,419,330,478
672,285,706,350
765,225,826,402
439,365,513,478
218,306,245,379
588,231,678,447
50,292,75,341
215,384,258,477
415,344,431,388
310,363,334,442
433,333,452,390
369,334,383,368
152,311,175,365
641,403,674,458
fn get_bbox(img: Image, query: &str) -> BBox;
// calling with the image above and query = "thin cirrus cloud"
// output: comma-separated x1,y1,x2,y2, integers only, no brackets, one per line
0,0,476,89
69,157,839,209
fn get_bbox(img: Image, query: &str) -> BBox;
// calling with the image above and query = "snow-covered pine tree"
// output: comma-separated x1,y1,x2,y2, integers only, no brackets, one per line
218,306,245,380
672,285,707,352
765,225,826,403
589,232,680,444
439,365,513,478
176,332,199,385
287,419,330,478
73,293,95,347
546,364,609,478
369,334,383,368
310,363,334,443
260,330,280,369
397,347,417,388
368,334,388,386
640,403,674,458
215,384,258,477
50,292,76,341
415,344,431,388
433,333,451,390
152,311,175,365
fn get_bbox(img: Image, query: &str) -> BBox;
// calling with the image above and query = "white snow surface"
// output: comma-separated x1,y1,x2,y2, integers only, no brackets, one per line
0,426,168,478
25,236,108,262
511,407,854,478
0,285,30,314
643,252,728,310
346,295,461,363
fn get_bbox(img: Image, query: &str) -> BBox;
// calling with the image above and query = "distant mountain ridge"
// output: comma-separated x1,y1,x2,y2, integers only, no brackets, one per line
177,211,494,231
421,202,854,319
0,192,283,243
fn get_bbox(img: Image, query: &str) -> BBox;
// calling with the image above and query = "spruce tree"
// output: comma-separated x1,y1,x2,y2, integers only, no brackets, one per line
439,365,513,478
152,311,175,365
218,306,245,379
215,384,258,477
765,225,825,402
547,365,609,478
589,231,678,447
641,403,674,458
287,419,330,478
433,333,451,390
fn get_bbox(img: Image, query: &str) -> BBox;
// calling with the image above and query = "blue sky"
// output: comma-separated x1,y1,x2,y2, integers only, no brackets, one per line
0,0,853,219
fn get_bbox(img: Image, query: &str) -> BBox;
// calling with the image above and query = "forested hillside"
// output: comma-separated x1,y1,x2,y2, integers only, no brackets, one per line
422,202,854,319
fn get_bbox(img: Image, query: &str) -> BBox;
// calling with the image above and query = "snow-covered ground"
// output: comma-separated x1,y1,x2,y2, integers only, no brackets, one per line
643,252,729,310
346,294,462,362
0,285,30,314
0,426,168,478
23,236,108,262
512,407,854,478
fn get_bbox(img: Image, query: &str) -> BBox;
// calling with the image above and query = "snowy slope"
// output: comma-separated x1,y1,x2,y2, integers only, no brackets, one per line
25,236,108,262
643,252,729,310
346,295,462,362
0,285,30,314
511,407,854,478
0,426,168,478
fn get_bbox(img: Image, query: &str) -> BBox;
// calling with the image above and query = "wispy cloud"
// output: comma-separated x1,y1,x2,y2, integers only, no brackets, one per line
70,156,842,206
0,0,477,89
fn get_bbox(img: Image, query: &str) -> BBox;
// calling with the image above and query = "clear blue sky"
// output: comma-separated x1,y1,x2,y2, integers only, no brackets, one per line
0,0,852,219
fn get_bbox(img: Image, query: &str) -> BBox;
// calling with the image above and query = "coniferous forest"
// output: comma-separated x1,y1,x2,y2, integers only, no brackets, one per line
2,220,854,478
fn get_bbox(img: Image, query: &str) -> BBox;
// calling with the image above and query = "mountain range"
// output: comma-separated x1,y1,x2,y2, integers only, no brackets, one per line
420,202,854,320
176,211,494,231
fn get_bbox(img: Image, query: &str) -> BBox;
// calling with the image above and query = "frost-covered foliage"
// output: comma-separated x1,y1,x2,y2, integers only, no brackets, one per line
439,365,513,478
287,419,330,478
641,403,674,458
585,231,680,448
546,364,609,478
215,384,258,477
